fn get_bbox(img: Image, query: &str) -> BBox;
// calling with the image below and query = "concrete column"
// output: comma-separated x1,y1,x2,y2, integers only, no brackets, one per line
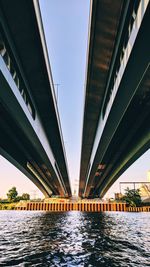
74,203,77,210
86,203,88,212
51,203,53,211
120,204,122,211
93,203,95,212
113,203,115,211
103,203,106,211
103,203,105,211
55,203,57,211
45,203,48,211
63,203,65,211
122,203,125,211
48,203,51,211
44,203,46,211
43,203,46,211
100,203,103,211
109,203,111,211
78,203,80,211
57,203,59,211
116,203,119,211
47,203,49,211
120,203,123,211
65,203,67,211
61,203,63,211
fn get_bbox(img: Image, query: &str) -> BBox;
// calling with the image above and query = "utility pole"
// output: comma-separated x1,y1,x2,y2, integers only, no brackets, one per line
73,179,79,196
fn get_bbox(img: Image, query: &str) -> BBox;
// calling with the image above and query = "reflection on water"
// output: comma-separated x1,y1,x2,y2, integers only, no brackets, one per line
0,211,150,266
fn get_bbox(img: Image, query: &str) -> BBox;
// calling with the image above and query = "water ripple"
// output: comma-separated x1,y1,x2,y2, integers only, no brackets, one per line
0,211,150,266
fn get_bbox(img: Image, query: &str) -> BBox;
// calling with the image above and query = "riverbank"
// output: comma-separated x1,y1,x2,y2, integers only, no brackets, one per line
15,200,150,212
1,200,150,212
0,202,18,210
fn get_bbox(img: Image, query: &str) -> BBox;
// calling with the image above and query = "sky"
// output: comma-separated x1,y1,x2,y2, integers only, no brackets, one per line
0,0,149,199
39,0,90,195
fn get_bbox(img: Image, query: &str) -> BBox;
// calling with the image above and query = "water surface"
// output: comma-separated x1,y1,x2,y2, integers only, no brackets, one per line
0,211,150,266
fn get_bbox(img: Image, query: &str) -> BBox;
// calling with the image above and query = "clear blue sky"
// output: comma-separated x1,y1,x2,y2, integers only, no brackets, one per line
0,0,149,199
39,0,90,194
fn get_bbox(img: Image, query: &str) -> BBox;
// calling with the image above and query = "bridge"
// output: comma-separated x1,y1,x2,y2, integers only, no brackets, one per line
79,0,150,198
0,0,71,197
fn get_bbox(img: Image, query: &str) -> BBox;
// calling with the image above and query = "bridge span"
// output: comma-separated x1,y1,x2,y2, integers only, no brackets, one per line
79,0,150,198
0,0,71,197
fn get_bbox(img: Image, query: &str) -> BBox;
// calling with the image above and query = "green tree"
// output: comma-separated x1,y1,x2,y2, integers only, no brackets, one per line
7,187,18,202
122,187,142,207
21,193,30,200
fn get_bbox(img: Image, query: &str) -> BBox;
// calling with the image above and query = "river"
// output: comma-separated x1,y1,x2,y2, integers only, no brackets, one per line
0,211,149,266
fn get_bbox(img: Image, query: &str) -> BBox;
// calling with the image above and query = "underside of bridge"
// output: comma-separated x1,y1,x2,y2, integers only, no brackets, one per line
79,0,150,198
0,0,71,197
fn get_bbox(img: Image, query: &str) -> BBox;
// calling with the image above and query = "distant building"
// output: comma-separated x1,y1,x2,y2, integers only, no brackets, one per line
139,171,150,202
147,171,150,182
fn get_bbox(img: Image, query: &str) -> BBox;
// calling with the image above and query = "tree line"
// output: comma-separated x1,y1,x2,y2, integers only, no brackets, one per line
0,187,30,203
119,188,142,207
